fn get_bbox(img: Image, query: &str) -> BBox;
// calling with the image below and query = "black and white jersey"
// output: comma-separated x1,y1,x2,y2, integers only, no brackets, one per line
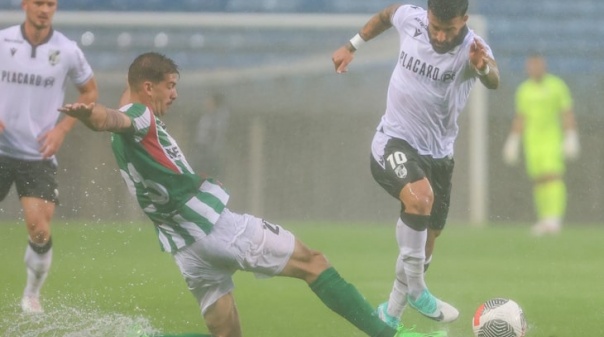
0,24,93,160
378,5,494,158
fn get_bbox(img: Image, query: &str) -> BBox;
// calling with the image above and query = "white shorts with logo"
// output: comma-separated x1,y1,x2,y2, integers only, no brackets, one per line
172,208,295,314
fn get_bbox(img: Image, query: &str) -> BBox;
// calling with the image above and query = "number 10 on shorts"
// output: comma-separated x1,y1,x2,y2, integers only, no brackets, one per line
386,152,407,169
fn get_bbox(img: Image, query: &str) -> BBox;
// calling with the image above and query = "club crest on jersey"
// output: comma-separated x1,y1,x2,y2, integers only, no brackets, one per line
394,165,408,179
48,50,61,66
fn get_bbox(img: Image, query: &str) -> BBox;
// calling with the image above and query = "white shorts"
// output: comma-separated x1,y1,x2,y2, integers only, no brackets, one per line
172,208,295,314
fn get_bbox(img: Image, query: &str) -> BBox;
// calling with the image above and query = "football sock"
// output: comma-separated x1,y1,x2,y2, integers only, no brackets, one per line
397,218,428,300
387,253,408,318
424,255,432,272
534,179,566,220
23,238,53,297
310,267,397,337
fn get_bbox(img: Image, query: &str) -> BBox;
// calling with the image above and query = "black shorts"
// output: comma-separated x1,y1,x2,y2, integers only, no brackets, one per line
0,155,59,204
370,133,454,230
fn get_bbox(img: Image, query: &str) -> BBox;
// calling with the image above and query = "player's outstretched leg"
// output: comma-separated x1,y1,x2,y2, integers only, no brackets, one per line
280,239,397,337
282,239,446,337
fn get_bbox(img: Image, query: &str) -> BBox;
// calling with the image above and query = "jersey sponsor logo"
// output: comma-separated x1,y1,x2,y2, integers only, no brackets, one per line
1,70,56,87
441,70,456,83
399,50,456,83
48,49,60,66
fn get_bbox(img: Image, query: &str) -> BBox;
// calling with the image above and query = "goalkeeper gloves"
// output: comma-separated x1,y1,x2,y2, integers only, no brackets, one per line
502,133,520,166
564,129,580,160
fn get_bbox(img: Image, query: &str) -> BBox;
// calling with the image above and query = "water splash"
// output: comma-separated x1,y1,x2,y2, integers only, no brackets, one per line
1,300,159,337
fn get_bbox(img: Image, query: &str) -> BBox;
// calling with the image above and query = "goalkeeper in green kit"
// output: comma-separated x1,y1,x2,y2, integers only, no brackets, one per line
502,53,579,236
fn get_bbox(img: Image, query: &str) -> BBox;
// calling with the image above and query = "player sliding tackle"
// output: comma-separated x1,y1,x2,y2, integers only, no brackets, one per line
332,0,499,328
60,52,444,337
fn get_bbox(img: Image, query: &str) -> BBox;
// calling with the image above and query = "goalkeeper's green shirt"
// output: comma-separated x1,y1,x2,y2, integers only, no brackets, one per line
515,74,572,151
111,103,229,252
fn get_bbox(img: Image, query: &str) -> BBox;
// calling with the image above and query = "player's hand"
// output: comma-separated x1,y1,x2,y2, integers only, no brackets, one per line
38,126,68,159
563,130,580,161
502,133,520,166
58,102,95,119
332,45,355,74
469,38,488,71
0,120,5,133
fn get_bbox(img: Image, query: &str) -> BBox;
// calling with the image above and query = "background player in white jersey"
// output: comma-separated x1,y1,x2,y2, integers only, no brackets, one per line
0,0,97,313
59,52,443,337
332,0,500,327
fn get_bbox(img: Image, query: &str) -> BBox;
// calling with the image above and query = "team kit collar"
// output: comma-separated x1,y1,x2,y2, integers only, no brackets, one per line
20,23,54,58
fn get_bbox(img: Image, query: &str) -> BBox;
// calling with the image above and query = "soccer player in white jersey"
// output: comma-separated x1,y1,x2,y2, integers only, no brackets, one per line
0,0,97,313
332,0,500,327
59,52,443,337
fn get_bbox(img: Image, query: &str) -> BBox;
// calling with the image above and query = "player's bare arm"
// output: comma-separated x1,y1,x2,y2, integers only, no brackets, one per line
59,102,132,133
469,38,499,89
562,108,577,131
332,4,401,73
39,77,99,158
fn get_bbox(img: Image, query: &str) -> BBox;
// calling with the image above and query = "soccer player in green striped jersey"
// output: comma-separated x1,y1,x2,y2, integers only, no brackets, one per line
60,52,443,337
503,53,579,236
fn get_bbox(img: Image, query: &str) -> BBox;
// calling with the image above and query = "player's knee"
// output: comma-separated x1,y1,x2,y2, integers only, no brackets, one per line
204,296,241,337
26,222,50,245
288,243,331,283
402,193,433,214
308,249,330,272
400,183,434,215
301,248,330,280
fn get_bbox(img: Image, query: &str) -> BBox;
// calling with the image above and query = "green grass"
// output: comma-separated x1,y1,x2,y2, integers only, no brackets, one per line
1,221,602,336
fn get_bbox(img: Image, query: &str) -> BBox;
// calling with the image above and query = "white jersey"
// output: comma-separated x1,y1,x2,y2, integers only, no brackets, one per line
0,24,93,160
377,5,494,158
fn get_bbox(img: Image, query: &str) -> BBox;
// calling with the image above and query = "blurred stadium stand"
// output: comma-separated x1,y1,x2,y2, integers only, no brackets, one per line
1,0,601,76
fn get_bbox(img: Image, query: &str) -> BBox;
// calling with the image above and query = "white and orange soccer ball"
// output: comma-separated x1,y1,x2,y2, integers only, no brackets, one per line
472,298,527,337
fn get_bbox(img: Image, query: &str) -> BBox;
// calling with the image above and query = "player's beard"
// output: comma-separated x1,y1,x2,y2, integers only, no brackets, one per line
429,25,469,54
430,40,452,54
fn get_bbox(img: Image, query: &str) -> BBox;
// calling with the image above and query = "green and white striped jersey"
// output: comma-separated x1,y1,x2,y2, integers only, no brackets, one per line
111,103,229,252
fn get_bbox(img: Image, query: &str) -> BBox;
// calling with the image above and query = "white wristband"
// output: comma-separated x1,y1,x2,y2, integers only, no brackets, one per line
349,33,366,51
475,63,490,76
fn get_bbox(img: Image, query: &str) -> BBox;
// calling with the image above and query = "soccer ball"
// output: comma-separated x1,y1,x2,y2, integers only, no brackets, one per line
472,298,527,337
